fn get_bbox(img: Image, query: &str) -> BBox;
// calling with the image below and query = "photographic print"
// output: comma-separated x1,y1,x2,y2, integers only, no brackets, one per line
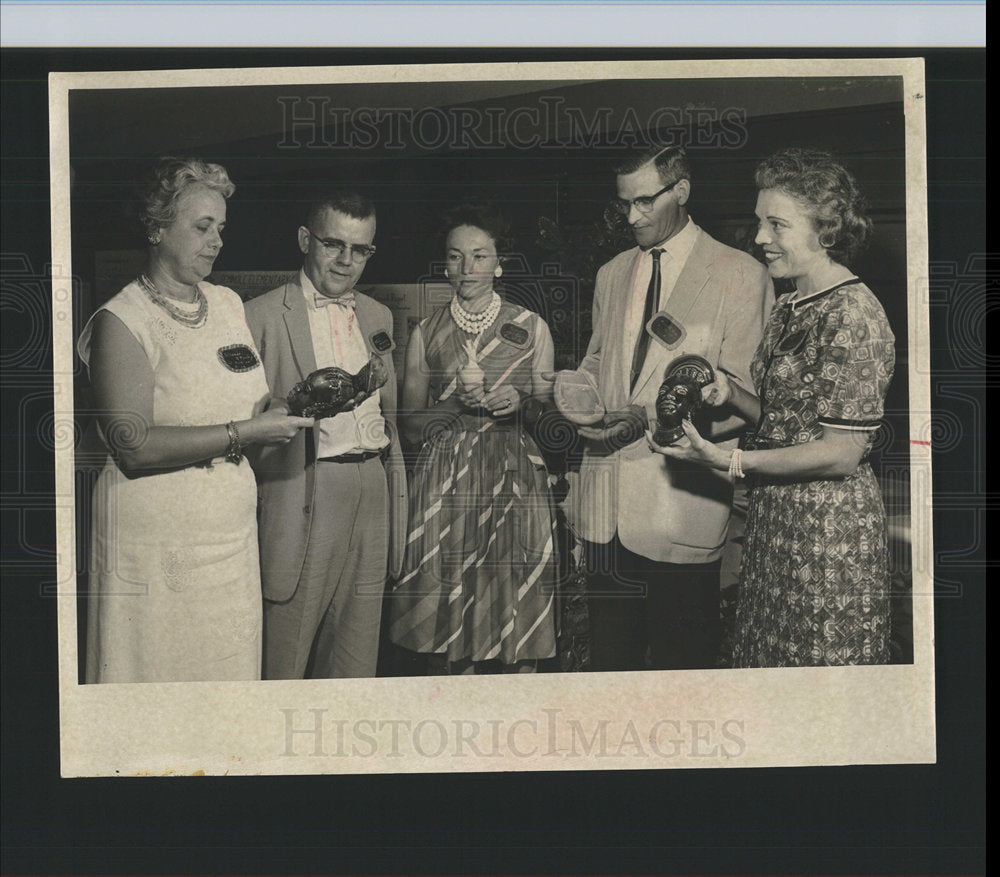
49,57,935,776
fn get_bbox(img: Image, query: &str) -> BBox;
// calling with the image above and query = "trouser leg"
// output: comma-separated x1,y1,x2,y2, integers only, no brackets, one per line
262,464,351,679
584,536,646,671
308,458,388,679
644,558,723,670
263,459,387,680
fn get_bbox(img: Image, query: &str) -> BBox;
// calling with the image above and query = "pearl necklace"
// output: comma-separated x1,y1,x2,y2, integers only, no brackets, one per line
450,291,501,336
138,274,208,328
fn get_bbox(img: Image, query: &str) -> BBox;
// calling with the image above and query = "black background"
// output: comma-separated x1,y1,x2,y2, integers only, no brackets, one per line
1,48,985,875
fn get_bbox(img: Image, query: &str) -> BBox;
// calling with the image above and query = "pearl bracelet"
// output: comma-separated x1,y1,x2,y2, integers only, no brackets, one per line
728,447,745,480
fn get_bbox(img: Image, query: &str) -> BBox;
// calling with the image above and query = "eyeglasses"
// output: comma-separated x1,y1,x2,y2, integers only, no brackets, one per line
304,228,376,262
611,179,681,216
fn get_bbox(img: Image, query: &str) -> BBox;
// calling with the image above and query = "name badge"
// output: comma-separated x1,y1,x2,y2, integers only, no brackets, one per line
647,310,686,351
369,330,395,353
217,344,260,372
499,322,530,348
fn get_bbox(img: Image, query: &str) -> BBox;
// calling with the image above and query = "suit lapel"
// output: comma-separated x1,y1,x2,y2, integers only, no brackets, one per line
354,292,399,421
354,293,377,356
282,279,317,379
605,250,640,410
631,233,713,398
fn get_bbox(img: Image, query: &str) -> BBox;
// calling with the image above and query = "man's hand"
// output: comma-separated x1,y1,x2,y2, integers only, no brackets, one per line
700,369,733,408
578,405,648,453
341,389,371,412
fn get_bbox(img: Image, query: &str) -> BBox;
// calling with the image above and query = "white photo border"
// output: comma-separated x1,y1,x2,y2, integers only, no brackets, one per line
51,57,935,777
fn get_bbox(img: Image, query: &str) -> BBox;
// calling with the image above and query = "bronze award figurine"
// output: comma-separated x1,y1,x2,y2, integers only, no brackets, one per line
652,354,715,445
287,352,389,419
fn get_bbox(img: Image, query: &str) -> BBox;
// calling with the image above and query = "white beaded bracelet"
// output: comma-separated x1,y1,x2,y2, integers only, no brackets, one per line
728,448,745,480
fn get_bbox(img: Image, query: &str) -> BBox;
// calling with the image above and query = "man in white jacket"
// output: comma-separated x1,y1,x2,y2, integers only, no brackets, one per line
567,145,772,671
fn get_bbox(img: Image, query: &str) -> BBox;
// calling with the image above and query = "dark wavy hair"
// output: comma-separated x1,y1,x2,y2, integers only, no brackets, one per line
139,157,235,241
440,202,514,258
754,147,872,266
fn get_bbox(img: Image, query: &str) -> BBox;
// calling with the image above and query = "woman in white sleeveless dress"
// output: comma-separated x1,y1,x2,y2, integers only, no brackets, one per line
78,158,313,683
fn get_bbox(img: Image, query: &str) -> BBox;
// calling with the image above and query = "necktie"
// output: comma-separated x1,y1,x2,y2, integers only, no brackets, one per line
315,291,356,309
631,248,663,390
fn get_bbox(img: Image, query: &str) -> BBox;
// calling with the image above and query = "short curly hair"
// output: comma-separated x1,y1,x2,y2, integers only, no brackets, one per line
440,202,514,257
754,148,872,266
139,157,235,240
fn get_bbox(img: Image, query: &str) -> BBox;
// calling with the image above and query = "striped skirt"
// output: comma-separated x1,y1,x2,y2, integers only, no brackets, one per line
388,417,557,663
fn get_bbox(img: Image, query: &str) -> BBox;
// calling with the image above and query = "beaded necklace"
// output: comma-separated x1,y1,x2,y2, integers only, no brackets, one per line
449,290,501,336
138,273,208,329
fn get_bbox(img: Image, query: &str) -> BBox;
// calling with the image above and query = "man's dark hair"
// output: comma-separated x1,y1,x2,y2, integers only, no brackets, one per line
613,144,691,185
304,191,376,229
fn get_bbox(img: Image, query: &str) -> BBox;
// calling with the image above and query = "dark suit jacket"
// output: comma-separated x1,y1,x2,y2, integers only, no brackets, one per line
244,276,407,601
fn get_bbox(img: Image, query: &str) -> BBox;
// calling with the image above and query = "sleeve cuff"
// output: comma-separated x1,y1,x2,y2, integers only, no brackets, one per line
819,416,882,431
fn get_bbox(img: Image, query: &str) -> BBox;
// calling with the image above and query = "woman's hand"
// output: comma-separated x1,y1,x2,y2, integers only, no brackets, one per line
645,418,730,470
483,384,523,417
454,382,486,409
240,407,314,446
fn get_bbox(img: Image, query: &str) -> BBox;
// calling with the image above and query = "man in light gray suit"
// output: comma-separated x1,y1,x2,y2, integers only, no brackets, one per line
566,145,772,671
245,192,405,679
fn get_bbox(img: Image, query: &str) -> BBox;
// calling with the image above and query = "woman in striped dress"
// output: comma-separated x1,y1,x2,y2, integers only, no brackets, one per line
388,204,558,674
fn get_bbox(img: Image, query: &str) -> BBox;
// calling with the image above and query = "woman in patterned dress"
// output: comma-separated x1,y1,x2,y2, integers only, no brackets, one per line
79,158,313,682
388,204,558,674
647,148,895,667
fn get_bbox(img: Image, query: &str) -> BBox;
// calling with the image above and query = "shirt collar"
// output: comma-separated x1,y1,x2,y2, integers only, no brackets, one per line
639,217,699,264
300,269,355,310
789,276,860,309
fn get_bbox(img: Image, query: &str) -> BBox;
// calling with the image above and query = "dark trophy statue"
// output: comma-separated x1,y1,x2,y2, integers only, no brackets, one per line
287,352,389,419
652,354,716,445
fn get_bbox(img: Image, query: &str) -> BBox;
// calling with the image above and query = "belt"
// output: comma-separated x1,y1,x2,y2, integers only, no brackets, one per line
317,449,383,464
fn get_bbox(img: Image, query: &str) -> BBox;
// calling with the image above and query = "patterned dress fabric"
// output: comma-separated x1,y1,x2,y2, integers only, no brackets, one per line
388,301,558,664
733,279,895,667
77,281,269,682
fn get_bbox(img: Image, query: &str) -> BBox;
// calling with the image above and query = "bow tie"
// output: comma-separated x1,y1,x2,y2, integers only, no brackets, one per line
315,291,356,309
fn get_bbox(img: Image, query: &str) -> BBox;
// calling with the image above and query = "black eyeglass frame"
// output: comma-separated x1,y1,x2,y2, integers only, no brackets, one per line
611,179,682,216
303,227,377,262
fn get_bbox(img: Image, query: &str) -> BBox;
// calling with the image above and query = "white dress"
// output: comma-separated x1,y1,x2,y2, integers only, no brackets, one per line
78,281,270,683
